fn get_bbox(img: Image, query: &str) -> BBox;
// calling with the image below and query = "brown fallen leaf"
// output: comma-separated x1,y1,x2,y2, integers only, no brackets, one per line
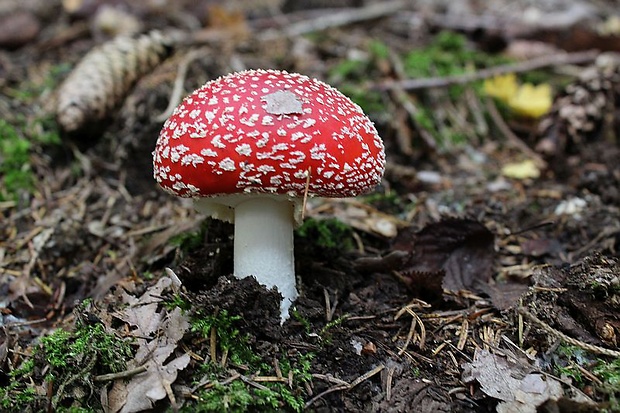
483,282,530,311
392,218,496,296
107,276,190,413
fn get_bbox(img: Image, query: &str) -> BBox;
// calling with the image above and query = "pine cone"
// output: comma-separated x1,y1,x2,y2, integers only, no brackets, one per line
537,53,620,155
56,30,177,133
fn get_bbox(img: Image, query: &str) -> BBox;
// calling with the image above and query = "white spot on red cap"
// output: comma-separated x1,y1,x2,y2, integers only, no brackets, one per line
219,158,235,171
235,143,252,156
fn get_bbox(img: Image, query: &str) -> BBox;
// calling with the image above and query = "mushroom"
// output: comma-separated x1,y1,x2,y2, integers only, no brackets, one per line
153,69,385,320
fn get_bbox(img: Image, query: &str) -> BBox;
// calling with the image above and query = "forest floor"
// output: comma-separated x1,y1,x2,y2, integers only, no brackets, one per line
1,0,620,412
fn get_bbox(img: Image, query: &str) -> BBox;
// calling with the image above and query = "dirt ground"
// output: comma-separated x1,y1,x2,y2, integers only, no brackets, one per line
1,0,620,412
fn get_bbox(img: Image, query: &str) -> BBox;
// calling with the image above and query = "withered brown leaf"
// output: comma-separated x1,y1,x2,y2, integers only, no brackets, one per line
393,218,496,296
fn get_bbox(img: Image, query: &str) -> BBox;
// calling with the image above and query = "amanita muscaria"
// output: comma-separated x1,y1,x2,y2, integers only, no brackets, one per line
153,69,385,320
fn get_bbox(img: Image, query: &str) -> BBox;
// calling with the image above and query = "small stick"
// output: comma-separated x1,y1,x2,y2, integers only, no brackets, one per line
518,306,620,358
323,288,332,323
260,0,408,41
485,97,547,169
379,50,599,91
210,326,217,363
274,358,283,380
239,374,271,391
155,48,209,123
5,318,48,328
457,318,469,351
93,365,148,382
348,364,385,389
252,375,287,383
385,365,396,401
306,365,385,408
301,167,311,220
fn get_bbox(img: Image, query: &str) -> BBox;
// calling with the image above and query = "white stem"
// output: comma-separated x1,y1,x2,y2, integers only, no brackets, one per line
233,197,298,320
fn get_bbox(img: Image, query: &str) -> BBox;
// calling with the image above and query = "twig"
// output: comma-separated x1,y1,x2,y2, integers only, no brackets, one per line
385,365,396,401
259,0,408,41
5,318,48,328
311,374,349,387
518,306,620,358
93,365,148,382
457,318,469,351
252,375,287,383
239,374,271,391
386,48,438,152
301,167,311,220
348,364,384,389
574,362,604,385
210,325,217,364
323,288,332,323
306,365,385,408
155,47,210,123
304,383,349,408
485,97,547,169
379,50,599,91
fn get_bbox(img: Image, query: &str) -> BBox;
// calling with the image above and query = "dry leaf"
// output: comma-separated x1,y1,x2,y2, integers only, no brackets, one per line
462,349,563,413
501,159,541,180
484,74,552,118
508,83,552,118
483,282,529,311
392,218,496,295
107,277,190,413
484,74,518,102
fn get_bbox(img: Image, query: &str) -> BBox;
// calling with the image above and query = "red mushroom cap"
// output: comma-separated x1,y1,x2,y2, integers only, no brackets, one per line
153,69,385,198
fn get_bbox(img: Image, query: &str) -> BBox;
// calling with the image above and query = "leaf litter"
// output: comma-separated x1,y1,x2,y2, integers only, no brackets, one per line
1,0,620,411
108,276,190,413
462,349,572,413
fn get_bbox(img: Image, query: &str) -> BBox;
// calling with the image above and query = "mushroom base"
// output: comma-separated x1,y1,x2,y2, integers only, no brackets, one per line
233,196,299,320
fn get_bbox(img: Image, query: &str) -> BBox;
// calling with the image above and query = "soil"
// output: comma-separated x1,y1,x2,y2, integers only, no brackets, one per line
1,0,620,412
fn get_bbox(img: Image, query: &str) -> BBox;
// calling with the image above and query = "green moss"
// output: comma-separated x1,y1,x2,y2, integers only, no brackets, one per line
319,314,349,342
181,308,312,412
0,120,33,201
553,344,620,406
169,225,206,251
0,114,62,202
594,358,620,391
190,309,258,366
296,217,353,252
40,321,132,378
401,31,515,149
404,31,509,81
184,353,311,413
0,359,37,411
164,292,192,312
7,63,71,102
0,301,133,411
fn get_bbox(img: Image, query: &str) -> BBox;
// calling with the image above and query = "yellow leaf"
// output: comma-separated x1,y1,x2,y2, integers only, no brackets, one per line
508,83,552,118
501,159,540,180
483,74,518,103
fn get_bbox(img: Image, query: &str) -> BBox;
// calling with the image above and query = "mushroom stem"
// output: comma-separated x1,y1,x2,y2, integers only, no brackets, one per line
233,196,298,320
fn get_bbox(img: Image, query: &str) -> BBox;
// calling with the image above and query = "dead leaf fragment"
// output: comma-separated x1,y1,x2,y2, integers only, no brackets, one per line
392,218,496,296
107,277,190,413
501,159,541,180
462,349,563,413
483,282,529,311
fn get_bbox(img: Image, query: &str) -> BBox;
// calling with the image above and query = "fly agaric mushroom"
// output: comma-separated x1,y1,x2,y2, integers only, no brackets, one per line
153,69,385,320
